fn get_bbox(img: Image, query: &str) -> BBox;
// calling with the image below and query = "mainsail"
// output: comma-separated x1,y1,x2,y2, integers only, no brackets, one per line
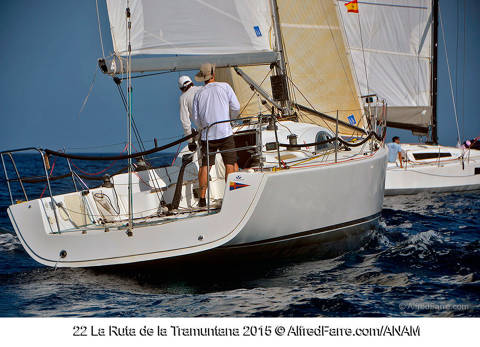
104,0,278,72
338,0,433,135
217,0,365,135
102,0,367,135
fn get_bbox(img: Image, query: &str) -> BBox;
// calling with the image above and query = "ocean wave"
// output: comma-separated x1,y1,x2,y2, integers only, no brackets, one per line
250,296,364,317
0,158,479,317
393,230,444,260
0,232,22,252
408,229,443,246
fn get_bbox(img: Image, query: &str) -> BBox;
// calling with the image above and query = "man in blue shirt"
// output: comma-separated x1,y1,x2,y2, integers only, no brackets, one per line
387,136,403,168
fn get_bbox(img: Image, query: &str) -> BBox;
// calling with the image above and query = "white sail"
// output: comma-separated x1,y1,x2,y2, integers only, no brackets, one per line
338,0,432,133
105,0,276,71
217,0,365,135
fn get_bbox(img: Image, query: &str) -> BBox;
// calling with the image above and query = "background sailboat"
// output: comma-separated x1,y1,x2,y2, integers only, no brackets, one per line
338,0,480,194
339,0,434,139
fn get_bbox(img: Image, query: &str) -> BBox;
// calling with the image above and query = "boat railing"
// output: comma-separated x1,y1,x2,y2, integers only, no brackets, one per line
204,114,270,213
203,107,387,212
0,147,73,204
362,95,387,147
0,147,122,232
405,150,409,169
0,147,73,232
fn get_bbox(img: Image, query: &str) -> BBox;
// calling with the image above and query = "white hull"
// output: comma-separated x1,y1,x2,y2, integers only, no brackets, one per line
5,121,387,268
8,149,387,268
385,144,480,195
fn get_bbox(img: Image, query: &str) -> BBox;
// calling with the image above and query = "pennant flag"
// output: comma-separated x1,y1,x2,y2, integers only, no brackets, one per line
345,0,359,13
229,182,250,191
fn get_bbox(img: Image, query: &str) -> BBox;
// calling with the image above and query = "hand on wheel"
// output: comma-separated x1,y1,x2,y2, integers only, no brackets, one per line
188,142,197,152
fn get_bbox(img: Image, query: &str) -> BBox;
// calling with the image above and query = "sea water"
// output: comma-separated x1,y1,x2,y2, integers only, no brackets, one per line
0,153,479,317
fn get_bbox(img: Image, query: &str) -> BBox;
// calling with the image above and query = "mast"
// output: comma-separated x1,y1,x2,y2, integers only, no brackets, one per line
431,0,439,144
269,0,292,115
270,0,287,78
126,3,133,236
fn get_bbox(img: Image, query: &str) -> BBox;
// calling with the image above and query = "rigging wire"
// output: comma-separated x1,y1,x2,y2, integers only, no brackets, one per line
416,4,421,107
238,68,272,116
439,3,461,146
77,66,98,118
287,77,336,134
319,0,359,102
39,155,58,199
95,0,106,59
113,65,165,205
115,82,146,152
462,0,466,143
455,0,460,141
337,4,363,105
72,171,90,190
357,12,370,95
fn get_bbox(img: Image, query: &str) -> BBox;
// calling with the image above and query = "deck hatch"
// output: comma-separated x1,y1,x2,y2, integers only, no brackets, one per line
412,152,452,160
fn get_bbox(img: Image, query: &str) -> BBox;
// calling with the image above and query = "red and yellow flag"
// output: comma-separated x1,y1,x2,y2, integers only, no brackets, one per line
345,0,359,13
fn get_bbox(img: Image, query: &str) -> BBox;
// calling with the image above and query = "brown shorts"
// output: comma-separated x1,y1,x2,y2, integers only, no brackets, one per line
200,136,237,166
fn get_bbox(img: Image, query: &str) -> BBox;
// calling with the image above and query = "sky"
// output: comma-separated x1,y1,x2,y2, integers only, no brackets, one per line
1,0,479,153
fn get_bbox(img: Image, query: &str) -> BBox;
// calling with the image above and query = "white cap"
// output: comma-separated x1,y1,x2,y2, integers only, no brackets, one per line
178,75,193,89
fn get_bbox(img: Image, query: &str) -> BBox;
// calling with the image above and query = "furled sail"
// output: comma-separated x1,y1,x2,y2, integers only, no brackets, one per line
338,0,433,135
103,0,278,73
217,0,365,135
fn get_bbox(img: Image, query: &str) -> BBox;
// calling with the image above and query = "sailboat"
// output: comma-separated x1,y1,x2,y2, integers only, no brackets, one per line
339,0,480,195
1,0,387,268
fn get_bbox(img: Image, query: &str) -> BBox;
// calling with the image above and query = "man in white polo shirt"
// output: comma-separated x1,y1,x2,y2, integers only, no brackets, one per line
178,75,202,152
192,63,240,207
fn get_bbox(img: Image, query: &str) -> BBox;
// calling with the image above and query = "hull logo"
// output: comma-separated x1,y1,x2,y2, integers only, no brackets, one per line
229,182,250,191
